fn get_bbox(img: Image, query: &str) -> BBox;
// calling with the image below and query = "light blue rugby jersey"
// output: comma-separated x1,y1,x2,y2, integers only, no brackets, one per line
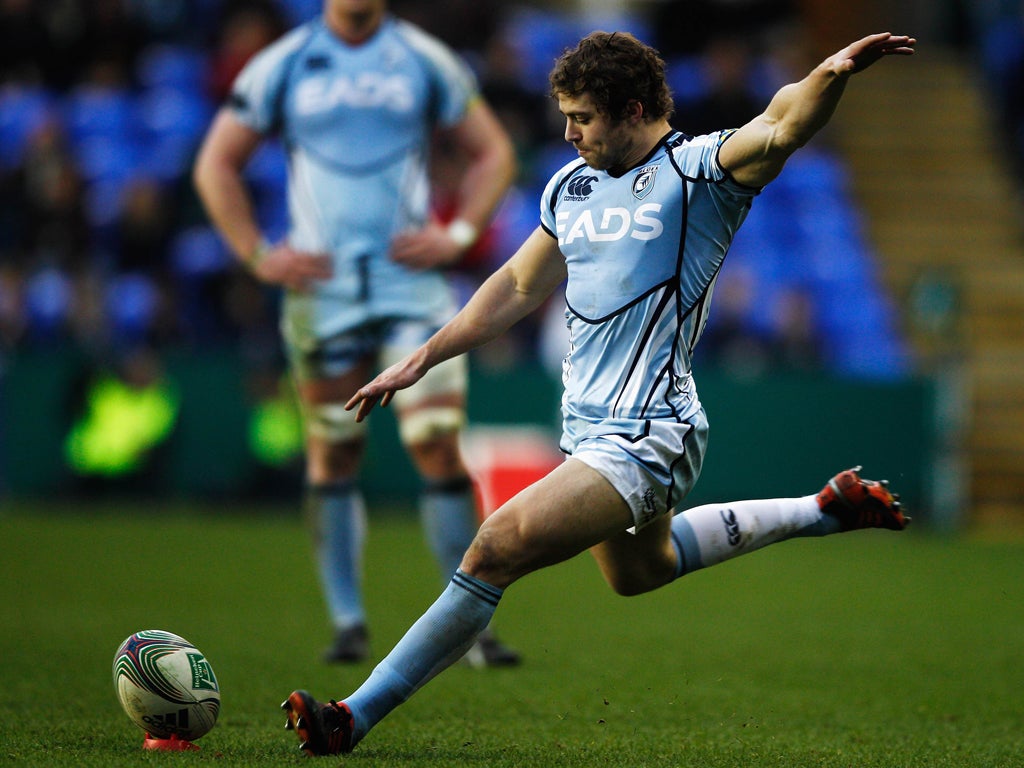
540,130,759,427
228,15,479,344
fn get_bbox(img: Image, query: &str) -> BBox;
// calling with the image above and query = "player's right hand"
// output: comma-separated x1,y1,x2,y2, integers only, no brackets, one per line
827,33,916,77
345,353,427,422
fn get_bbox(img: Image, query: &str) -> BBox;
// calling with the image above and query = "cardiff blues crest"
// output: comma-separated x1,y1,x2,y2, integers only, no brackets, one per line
632,165,658,199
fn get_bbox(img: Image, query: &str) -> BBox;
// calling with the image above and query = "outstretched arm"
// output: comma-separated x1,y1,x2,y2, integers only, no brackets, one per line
719,33,916,188
347,227,566,420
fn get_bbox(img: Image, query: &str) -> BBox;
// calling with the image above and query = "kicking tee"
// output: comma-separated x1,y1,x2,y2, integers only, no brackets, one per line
540,130,759,434
228,15,479,344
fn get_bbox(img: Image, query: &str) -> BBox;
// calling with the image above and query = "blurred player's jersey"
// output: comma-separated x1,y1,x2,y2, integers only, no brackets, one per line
540,130,759,428
229,15,479,344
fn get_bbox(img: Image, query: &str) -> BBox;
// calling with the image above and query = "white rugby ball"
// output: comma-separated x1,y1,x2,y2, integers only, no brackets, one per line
112,630,221,741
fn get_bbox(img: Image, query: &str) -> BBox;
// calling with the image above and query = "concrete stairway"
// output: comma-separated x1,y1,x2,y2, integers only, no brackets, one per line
832,46,1024,525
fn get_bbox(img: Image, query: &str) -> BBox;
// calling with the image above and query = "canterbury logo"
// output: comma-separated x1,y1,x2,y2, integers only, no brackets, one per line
637,487,659,525
564,175,598,200
720,509,741,546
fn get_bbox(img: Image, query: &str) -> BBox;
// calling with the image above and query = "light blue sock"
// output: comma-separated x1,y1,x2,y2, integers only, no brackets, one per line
344,569,502,745
670,495,840,578
419,477,478,582
306,482,367,629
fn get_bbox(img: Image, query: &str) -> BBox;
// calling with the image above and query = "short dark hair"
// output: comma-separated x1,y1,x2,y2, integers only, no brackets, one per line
549,31,674,122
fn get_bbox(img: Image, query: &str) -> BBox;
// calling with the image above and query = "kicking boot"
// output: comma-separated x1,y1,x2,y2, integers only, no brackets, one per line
282,690,355,756
817,465,909,531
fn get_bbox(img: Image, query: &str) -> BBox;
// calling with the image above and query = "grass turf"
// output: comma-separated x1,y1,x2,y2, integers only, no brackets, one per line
1,502,1022,767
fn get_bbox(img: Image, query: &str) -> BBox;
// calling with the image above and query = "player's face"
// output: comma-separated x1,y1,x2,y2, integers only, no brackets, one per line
324,0,386,41
325,0,385,19
557,92,636,173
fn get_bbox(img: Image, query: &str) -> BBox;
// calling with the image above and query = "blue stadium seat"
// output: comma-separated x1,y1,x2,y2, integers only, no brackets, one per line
0,86,57,169
136,44,208,94
245,140,289,191
106,273,160,344
245,140,289,239
73,135,143,185
170,225,231,278
136,87,212,143
255,192,289,244
83,177,130,239
502,7,653,95
276,0,321,25
816,286,909,378
716,142,909,378
980,16,1024,85
500,8,588,93
23,267,73,343
665,55,711,106
62,85,138,145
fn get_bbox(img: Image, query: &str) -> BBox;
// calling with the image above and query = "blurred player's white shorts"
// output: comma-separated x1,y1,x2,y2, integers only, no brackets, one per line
286,318,467,443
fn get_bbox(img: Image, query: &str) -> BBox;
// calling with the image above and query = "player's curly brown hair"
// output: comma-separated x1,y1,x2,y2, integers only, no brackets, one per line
549,31,674,122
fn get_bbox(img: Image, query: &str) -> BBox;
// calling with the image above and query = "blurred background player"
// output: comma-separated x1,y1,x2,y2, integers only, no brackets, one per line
193,0,519,666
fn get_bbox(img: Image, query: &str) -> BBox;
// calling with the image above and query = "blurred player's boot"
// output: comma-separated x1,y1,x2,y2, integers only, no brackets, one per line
322,624,370,664
817,466,909,531
282,690,355,756
463,628,521,669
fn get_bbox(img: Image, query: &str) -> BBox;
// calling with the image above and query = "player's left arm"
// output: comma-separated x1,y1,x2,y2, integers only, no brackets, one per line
391,98,517,268
719,33,915,188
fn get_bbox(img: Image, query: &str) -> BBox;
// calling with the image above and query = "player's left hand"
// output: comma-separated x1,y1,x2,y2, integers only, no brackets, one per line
828,33,916,77
391,222,465,270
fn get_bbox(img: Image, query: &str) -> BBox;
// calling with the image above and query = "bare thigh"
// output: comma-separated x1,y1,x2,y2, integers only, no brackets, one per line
460,458,635,589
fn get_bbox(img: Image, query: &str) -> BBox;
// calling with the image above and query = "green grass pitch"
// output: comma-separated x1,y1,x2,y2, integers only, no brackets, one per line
2,501,1022,767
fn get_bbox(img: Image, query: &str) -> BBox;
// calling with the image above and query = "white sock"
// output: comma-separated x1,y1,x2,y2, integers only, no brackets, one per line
670,495,839,577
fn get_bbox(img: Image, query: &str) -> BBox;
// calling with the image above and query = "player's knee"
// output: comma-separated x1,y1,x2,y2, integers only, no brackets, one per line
405,433,466,479
305,402,365,443
605,572,656,597
460,513,536,588
460,526,504,583
398,406,464,445
306,436,364,482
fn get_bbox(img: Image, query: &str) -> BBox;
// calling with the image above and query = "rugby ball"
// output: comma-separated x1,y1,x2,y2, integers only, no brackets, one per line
112,630,220,741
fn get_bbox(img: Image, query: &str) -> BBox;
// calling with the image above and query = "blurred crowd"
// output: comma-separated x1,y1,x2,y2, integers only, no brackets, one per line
0,0,932,389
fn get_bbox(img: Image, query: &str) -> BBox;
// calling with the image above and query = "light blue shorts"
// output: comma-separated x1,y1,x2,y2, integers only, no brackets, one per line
563,408,709,531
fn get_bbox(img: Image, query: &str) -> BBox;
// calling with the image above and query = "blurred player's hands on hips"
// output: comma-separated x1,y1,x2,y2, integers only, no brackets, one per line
391,222,466,269
252,243,333,291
